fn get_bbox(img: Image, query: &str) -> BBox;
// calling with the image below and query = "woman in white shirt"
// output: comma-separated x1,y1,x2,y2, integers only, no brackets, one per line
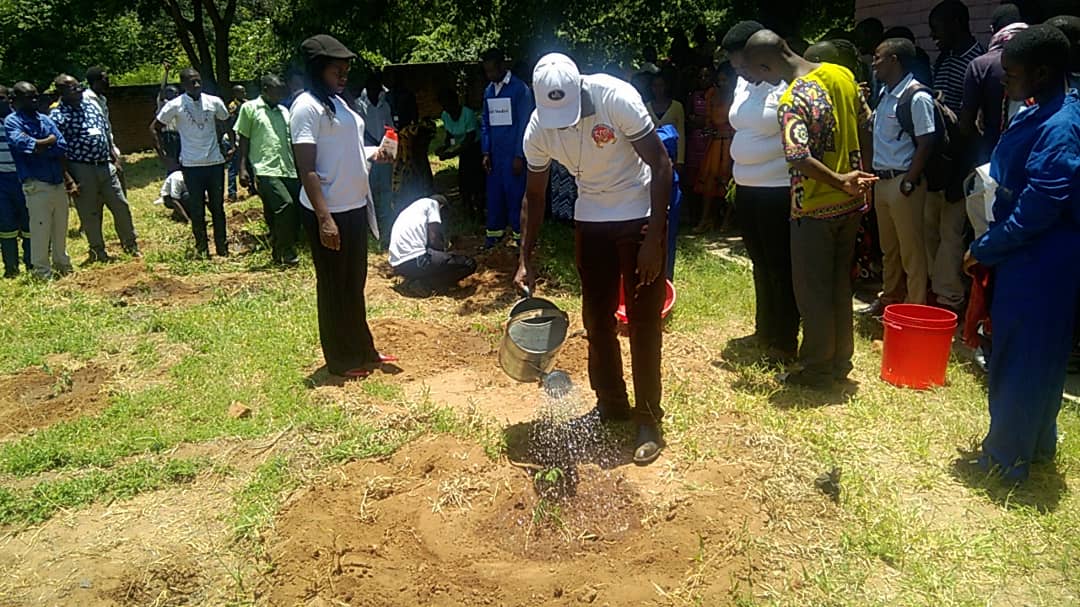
290,35,395,378
724,21,801,364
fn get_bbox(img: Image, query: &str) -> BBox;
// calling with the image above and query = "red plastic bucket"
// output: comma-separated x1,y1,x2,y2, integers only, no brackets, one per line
880,304,958,389
615,279,677,324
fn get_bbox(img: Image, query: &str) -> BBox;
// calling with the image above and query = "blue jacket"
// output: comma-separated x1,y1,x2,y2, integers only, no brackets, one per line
971,92,1080,267
480,72,533,162
3,110,67,184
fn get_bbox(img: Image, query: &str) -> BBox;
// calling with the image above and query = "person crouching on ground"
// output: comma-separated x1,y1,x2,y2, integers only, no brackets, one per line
960,25,1080,483
515,53,673,465
741,30,876,389
390,194,477,295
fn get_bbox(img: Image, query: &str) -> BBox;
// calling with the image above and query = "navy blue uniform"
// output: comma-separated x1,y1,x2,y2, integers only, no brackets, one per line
970,92,1080,481
480,72,533,246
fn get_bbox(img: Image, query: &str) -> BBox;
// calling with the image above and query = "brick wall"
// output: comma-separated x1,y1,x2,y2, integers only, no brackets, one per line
855,0,998,58
108,84,162,154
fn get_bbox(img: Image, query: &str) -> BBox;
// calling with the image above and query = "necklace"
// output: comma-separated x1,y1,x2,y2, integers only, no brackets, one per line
182,95,211,130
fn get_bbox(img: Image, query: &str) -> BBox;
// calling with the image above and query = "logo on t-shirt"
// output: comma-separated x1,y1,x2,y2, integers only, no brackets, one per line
591,124,616,147
548,90,566,101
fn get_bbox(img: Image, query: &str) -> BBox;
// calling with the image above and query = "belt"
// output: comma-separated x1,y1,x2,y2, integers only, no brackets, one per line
70,159,111,167
874,169,906,180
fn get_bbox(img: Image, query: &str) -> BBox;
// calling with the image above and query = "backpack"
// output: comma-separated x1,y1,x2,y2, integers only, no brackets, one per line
896,83,962,196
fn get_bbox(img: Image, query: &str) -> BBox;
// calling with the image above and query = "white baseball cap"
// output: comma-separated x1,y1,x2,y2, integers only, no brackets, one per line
532,53,582,129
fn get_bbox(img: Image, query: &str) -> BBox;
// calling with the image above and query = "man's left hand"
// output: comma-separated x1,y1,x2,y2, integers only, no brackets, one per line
636,235,664,288
512,157,524,176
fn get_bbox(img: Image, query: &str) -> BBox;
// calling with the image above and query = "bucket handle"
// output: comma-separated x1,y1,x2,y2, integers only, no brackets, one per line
884,320,903,332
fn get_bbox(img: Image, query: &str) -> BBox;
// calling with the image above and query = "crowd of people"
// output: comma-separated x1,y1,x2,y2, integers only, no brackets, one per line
0,0,1078,480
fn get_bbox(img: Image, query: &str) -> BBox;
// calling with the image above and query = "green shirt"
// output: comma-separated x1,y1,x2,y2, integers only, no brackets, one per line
440,106,478,143
234,97,296,179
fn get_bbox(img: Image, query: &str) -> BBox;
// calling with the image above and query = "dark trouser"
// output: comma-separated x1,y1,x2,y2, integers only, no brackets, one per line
301,205,379,375
576,218,666,424
68,161,138,255
254,175,301,263
735,185,800,354
983,227,1080,481
790,212,862,381
181,164,227,256
393,249,477,292
0,172,30,275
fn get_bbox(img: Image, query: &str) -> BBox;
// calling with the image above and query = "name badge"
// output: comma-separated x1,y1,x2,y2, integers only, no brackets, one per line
88,127,103,136
488,98,512,127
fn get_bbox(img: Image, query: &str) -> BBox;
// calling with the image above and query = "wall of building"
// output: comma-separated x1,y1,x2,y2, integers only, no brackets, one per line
108,84,162,154
855,0,998,58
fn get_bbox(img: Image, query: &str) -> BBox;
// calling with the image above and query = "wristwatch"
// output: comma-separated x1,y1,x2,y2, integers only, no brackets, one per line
900,179,916,195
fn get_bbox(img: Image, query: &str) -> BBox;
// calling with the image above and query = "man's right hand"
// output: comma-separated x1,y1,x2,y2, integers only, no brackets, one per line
840,171,877,197
238,169,251,189
513,260,536,296
318,214,340,251
482,154,492,175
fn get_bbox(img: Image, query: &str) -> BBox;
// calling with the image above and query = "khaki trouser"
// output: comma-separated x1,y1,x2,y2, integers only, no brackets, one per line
67,161,138,254
22,179,71,278
924,190,967,307
875,176,929,305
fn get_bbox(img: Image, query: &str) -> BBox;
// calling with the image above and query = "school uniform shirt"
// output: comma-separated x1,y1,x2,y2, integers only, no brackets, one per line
729,77,789,188
778,63,871,219
872,74,935,172
289,92,371,214
3,111,67,184
160,170,187,201
234,97,296,179
932,41,985,114
524,74,654,223
49,100,113,164
389,196,441,267
156,93,229,167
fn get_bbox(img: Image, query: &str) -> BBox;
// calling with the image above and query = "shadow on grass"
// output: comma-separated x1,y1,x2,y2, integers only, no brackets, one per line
716,335,859,409
950,448,1068,513
121,153,168,191
304,362,405,388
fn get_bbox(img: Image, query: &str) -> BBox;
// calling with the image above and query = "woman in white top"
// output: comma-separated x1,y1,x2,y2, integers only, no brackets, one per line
724,21,801,363
290,35,395,378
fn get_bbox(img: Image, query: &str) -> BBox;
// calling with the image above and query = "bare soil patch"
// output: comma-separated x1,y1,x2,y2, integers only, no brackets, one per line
0,363,110,439
264,434,779,606
369,318,496,380
66,262,212,307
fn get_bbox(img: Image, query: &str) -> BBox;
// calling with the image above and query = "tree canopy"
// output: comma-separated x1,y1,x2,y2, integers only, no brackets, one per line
0,0,853,89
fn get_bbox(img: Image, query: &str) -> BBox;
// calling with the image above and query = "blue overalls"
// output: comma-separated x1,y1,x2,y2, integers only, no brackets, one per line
656,124,682,280
0,132,29,276
969,92,1080,482
480,72,533,247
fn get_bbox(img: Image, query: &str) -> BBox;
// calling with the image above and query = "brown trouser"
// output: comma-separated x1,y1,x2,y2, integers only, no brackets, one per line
874,176,928,305
575,218,665,424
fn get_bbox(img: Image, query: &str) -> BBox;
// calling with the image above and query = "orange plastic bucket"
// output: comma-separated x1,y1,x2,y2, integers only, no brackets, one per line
880,304,958,389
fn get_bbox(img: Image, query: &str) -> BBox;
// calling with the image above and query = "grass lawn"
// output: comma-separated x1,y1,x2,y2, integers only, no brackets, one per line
0,152,1076,606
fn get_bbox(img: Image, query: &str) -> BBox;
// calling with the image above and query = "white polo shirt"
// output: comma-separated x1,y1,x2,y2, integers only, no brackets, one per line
872,74,936,172
156,93,229,167
524,74,654,223
289,92,371,213
389,197,441,267
729,77,790,188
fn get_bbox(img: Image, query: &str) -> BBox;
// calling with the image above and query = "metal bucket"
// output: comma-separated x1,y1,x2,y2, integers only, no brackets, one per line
499,294,570,383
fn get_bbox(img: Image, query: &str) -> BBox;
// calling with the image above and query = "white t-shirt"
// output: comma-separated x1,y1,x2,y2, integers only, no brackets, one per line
728,77,790,188
160,170,186,200
289,92,371,213
389,197,441,267
156,93,229,167
524,74,654,223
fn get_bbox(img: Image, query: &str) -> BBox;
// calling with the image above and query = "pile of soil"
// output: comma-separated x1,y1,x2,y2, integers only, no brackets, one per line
264,435,770,606
0,364,110,438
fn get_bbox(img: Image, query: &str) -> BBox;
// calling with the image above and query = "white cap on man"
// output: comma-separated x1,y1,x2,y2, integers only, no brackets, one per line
532,53,582,129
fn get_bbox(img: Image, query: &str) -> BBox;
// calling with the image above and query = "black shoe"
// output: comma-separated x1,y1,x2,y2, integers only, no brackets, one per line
633,424,663,465
593,400,632,423
124,244,142,258
3,268,17,279
858,299,888,318
776,369,834,389
85,249,110,265
764,346,797,365
195,248,211,260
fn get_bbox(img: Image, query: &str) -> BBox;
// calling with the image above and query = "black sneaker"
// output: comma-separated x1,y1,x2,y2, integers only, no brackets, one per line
776,369,834,389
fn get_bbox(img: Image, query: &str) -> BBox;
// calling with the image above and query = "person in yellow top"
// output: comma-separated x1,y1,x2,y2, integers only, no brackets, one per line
646,72,685,168
743,29,876,389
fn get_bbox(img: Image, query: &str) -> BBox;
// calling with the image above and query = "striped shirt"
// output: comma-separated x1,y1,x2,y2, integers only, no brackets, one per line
933,42,985,113
0,125,15,174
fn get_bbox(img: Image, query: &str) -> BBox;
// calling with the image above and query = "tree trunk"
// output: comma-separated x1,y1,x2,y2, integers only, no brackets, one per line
201,0,237,89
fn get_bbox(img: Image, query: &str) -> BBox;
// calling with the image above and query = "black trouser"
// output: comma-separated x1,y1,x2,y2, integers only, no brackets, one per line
393,249,477,292
301,206,379,375
181,164,227,256
735,185,800,354
576,218,666,425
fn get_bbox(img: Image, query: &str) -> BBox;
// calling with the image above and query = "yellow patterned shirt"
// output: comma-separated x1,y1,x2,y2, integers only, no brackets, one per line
777,63,871,219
